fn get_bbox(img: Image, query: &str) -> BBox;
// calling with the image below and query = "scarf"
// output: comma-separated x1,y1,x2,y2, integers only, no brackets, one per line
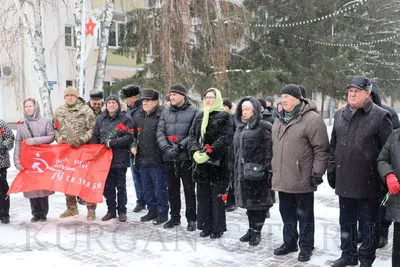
278,102,303,125
201,88,226,139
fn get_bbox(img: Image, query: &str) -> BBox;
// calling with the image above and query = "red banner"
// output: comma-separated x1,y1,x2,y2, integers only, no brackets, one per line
8,142,113,203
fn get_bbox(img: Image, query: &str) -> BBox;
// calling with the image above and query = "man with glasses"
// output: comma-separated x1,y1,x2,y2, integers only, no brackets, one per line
328,76,393,267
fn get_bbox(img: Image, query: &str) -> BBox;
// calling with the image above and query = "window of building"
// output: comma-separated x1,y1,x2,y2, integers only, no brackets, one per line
65,26,76,48
66,80,74,87
97,21,125,48
103,81,111,87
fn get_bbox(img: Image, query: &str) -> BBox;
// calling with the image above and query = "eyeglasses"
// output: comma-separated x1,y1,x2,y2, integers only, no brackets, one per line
205,96,216,100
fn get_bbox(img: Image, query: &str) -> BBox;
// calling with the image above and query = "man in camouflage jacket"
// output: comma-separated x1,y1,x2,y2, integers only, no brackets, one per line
53,86,97,221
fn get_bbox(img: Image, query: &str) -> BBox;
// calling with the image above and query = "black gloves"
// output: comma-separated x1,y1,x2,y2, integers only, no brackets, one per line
310,175,323,187
164,144,182,160
327,172,336,189
267,170,273,189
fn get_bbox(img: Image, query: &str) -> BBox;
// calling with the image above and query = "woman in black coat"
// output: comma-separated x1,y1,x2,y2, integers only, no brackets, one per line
234,96,273,246
377,129,400,266
188,88,233,239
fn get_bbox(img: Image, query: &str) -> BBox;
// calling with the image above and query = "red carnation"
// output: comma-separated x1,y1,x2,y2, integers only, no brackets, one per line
0,128,4,136
221,193,228,203
54,121,61,129
17,121,24,125
168,136,179,143
137,127,143,133
205,144,213,153
116,123,127,132
129,129,134,134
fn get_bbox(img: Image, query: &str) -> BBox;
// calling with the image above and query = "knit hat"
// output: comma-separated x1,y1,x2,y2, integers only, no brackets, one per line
265,96,274,104
258,98,267,110
89,89,104,100
105,94,120,107
140,88,159,100
347,76,372,91
280,84,302,100
223,98,232,109
120,84,140,99
170,83,187,96
164,94,171,101
242,100,255,110
64,86,79,98
297,85,307,98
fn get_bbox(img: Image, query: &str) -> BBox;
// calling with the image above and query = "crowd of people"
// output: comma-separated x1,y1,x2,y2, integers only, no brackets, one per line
0,76,399,266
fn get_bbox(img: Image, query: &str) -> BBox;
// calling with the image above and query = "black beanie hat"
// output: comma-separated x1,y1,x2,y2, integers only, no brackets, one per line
170,83,187,96
297,85,307,98
258,98,267,110
280,84,302,100
223,98,232,109
105,94,120,107
164,94,171,101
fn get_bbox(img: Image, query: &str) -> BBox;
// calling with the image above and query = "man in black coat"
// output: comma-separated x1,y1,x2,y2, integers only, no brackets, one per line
157,84,199,231
132,89,169,225
91,95,134,222
360,80,400,249
120,84,147,213
327,76,393,267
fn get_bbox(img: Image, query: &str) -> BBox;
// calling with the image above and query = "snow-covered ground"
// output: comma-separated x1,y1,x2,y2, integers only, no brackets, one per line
0,126,392,267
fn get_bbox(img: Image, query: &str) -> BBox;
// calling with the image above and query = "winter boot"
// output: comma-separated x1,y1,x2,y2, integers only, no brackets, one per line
249,230,261,246
87,209,96,221
240,229,253,242
119,213,127,222
31,216,40,223
101,213,116,221
60,208,79,218
140,210,157,222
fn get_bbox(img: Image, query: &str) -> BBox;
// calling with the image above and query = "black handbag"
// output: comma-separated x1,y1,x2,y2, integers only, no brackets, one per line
243,163,267,181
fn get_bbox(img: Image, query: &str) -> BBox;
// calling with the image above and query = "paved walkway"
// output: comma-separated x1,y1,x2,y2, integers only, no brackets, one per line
0,169,392,267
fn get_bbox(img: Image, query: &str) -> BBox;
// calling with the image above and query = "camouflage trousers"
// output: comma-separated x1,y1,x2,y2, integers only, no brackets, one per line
65,195,97,210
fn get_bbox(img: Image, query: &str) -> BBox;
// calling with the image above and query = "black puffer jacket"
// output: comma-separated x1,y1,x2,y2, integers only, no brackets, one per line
262,109,274,124
91,111,134,169
234,97,273,210
377,129,400,222
132,105,165,168
188,111,233,184
328,98,392,198
371,82,400,130
157,99,199,161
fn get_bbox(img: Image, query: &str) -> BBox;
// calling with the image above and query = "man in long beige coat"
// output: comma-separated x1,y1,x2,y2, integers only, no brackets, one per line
271,84,329,262
53,87,97,221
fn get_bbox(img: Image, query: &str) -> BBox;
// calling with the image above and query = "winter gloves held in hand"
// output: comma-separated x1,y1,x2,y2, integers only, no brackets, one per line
386,173,400,194
165,144,183,160
310,175,323,187
327,172,336,189
193,151,210,164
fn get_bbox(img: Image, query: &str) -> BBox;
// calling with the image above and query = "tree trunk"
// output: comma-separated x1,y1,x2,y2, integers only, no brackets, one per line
14,0,53,118
92,0,114,92
74,0,85,95
320,92,325,118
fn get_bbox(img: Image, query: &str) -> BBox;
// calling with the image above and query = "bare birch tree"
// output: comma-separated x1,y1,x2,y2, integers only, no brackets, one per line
14,0,53,118
74,0,85,95
92,0,114,92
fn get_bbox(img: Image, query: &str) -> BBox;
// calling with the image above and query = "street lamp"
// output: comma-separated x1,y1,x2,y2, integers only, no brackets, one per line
331,0,364,42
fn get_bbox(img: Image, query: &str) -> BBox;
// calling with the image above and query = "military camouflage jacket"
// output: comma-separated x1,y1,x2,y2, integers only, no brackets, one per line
53,97,96,144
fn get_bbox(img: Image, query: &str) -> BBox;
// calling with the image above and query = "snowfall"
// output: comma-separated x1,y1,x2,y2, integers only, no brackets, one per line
0,124,393,267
